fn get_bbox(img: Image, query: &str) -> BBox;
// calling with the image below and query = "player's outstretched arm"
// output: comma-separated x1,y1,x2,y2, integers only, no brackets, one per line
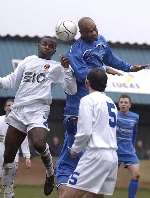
106,66,123,76
71,98,92,154
130,64,149,72
0,63,25,89
60,56,77,95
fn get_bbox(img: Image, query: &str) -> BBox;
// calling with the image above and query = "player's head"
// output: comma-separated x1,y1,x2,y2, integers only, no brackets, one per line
78,17,98,42
86,68,107,92
4,99,14,115
118,94,132,113
38,36,57,59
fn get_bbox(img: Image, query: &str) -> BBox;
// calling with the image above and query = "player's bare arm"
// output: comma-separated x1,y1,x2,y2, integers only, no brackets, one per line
130,64,149,72
106,66,123,76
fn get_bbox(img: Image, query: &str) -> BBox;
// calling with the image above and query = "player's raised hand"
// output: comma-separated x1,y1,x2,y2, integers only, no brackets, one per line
60,56,70,69
130,64,149,72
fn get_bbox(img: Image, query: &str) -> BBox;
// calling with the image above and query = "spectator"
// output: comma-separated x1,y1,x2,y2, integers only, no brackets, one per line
50,136,62,157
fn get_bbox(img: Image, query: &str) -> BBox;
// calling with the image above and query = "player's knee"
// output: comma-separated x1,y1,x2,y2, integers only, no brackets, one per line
32,139,45,153
135,173,140,180
58,186,66,198
132,173,140,180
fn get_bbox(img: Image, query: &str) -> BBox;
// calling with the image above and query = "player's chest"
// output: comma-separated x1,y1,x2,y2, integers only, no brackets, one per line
22,60,58,83
117,117,136,129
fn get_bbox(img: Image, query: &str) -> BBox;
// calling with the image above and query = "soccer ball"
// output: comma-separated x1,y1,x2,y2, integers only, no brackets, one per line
55,20,77,42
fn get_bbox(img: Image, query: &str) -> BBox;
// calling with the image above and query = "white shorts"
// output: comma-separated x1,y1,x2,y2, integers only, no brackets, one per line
67,148,118,195
0,142,4,177
6,104,50,134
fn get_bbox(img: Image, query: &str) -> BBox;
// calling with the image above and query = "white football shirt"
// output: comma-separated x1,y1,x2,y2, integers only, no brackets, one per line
71,91,118,153
0,55,77,107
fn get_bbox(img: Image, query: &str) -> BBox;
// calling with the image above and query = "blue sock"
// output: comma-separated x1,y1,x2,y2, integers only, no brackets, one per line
128,179,139,198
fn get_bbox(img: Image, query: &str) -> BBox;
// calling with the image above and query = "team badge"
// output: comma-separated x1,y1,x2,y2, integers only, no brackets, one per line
44,64,50,70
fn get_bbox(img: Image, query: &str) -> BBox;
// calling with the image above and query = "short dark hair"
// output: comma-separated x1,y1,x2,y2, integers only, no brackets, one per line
118,94,132,103
39,36,57,46
87,68,107,92
5,98,14,104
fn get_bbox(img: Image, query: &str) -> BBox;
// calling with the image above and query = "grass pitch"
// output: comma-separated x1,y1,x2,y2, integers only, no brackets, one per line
9,186,150,198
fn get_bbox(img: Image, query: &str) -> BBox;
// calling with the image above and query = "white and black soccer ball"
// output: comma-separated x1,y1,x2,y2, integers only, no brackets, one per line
55,20,77,42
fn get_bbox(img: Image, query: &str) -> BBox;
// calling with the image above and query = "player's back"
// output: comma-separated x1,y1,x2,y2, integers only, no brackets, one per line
117,111,139,155
79,91,117,149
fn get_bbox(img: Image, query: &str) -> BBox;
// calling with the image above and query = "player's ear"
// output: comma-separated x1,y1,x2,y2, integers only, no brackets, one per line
129,102,132,109
85,79,90,89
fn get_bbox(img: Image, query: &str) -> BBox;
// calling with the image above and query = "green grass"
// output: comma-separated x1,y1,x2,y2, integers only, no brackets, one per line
7,186,150,198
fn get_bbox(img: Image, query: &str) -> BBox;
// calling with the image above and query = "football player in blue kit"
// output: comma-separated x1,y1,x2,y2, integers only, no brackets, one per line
117,94,140,198
55,17,145,198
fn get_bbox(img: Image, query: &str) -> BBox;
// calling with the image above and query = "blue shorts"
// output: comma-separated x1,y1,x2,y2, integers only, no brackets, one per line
55,151,82,187
118,153,139,167
55,116,82,187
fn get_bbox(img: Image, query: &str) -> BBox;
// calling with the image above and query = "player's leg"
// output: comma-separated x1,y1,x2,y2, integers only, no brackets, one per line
28,127,54,196
58,185,68,198
127,164,140,198
61,186,88,198
56,116,80,198
61,186,103,198
58,184,89,198
3,125,26,198
12,152,19,189
83,192,104,198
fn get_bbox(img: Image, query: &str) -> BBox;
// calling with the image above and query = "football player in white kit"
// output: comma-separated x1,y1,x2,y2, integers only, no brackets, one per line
0,36,77,198
0,99,31,193
62,68,118,198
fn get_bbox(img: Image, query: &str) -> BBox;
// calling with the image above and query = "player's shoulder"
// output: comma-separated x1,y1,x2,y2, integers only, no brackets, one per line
97,35,109,47
81,91,112,104
19,55,37,65
128,111,139,120
80,92,94,105
98,35,107,41
49,59,60,65
23,55,37,61
68,38,83,54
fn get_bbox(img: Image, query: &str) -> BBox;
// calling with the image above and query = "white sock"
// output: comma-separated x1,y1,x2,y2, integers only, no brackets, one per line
41,143,54,177
2,163,16,197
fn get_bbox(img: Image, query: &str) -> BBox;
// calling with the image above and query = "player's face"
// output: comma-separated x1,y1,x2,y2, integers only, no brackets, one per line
4,101,14,115
39,38,56,58
80,22,98,42
118,98,131,113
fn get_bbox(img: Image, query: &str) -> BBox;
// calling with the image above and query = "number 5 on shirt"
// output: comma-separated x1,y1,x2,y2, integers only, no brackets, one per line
107,102,117,128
